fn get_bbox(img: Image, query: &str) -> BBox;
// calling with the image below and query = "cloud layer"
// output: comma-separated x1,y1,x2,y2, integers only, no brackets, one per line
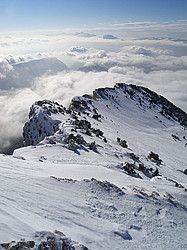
0,36,187,153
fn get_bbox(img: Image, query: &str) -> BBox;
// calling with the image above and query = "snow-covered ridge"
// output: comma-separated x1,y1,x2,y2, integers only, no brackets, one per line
23,83,187,147
1,83,186,248
93,83,187,126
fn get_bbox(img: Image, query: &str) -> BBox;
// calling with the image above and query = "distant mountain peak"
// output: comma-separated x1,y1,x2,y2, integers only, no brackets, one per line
0,57,69,90
75,32,96,37
103,34,119,39
14,57,68,75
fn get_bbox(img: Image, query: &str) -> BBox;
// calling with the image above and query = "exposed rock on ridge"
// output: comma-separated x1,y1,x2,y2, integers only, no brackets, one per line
23,100,66,146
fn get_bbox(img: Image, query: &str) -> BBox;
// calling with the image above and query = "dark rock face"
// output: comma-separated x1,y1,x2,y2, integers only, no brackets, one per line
148,151,162,165
0,240,35,249
117,138,128,148
123,162,136,175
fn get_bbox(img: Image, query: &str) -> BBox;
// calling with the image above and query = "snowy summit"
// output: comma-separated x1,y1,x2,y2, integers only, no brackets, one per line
0,83,187,249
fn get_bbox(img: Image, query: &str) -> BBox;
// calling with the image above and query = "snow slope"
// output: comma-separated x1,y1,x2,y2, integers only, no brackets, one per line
0,83,187,249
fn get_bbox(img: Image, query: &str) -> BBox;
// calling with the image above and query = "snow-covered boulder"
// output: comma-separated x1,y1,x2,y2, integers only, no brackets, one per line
23,100,66,146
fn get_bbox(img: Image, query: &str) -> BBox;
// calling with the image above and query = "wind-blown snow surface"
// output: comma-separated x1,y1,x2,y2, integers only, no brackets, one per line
0,83,187,249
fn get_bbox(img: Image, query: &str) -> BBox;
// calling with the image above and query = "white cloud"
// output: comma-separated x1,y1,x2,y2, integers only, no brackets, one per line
77,50,107,60
0,59,14,79
66,46,88,56
125,46,170,56
110,20,187,34
0,88,40,152
71,45,187,73
142,70,187,111
112,21,158,27
32,70,124,105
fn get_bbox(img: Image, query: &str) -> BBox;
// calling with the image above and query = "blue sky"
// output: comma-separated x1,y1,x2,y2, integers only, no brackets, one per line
0,0,187,31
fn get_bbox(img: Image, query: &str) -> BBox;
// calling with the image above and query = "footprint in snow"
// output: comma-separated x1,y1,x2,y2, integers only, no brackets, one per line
133,206,147,219
128,225,144,241
156,208,167,219
156,209,177,227
129,225,142,231
114,230,132,240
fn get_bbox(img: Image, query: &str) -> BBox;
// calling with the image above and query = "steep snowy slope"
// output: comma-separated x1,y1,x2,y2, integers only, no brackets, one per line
0,83,187,249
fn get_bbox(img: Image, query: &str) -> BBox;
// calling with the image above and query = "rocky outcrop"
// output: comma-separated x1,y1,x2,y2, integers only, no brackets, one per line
0,230,88,250
23,100,66,146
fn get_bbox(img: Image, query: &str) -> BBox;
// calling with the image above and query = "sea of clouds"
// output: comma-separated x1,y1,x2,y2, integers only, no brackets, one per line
0,33,187,154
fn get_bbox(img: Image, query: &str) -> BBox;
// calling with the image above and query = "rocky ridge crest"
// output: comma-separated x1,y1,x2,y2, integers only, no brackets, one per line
23,83,187,147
